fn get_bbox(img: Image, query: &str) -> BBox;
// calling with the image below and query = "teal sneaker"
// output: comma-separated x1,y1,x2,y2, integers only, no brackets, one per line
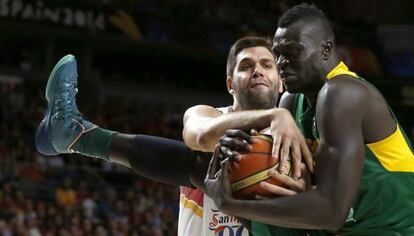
35,55,96,156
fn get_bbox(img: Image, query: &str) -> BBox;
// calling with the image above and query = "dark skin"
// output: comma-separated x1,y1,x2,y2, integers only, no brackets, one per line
205,19,397,231
109,133,211,192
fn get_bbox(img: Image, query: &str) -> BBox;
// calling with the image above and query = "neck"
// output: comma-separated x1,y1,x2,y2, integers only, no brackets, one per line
232,101,275,112
232,103,254,112
232,102,241,112
303,58,340,105
325,58,340,76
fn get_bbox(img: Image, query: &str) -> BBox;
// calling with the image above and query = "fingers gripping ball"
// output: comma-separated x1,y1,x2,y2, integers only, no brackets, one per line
228,134,291,199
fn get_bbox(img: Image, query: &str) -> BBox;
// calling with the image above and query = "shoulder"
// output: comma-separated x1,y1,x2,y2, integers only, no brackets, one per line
316,75,372,129
279,92,299,112
318,75,371,109
215,106,232,114
185,104,218,113
320,75,397,143
183,105,224,122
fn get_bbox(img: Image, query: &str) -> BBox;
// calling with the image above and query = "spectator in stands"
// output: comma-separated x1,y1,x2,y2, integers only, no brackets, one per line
56,177,76,208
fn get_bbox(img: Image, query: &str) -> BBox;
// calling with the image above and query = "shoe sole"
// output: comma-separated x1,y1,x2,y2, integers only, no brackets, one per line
36,55,75,156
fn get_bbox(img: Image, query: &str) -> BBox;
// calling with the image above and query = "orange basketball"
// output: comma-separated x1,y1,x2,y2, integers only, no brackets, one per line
228,134,291,199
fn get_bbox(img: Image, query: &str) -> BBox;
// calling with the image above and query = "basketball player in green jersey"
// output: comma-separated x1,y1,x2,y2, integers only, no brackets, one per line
205,3,414,235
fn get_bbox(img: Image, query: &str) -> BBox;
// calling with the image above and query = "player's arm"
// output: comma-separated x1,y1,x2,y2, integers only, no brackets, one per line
182,105,224,152
206,80,367,230
183,104,314,177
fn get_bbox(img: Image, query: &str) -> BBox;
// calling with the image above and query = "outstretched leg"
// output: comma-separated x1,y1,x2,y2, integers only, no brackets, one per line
35,55,207,188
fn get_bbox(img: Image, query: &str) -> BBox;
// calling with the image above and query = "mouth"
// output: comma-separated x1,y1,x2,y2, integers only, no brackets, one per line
250,82,268,88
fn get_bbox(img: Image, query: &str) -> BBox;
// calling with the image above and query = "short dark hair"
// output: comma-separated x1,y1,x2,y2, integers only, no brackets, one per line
278,3,334,41
226,36,273,77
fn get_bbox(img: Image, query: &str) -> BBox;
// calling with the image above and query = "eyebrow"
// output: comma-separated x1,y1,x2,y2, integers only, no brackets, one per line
239,57,274,64
260,58,275,63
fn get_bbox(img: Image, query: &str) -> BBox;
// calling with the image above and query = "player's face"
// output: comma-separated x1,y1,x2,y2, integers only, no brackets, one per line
272,22,323,94
230,46,280,110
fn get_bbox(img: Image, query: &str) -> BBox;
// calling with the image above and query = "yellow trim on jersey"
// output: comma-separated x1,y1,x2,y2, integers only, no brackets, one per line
367,125,414,172
326,61,357,80
179,194,203,217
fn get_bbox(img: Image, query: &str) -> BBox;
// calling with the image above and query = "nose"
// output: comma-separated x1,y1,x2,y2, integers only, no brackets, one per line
252,64,264,78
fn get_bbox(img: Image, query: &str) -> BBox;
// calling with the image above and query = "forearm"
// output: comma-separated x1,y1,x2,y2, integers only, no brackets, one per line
188,152,213,191
222,190,343,231
192,108,285,152
110,134,197,187
226,143,364,231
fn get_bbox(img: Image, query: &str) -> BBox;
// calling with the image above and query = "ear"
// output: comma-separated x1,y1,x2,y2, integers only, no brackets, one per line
226,76,235,95
322,41,333,60
278,77,284,93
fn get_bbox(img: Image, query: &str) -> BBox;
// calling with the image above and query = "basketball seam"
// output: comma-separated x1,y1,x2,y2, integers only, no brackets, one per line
231,159,276,183
254,135,273,143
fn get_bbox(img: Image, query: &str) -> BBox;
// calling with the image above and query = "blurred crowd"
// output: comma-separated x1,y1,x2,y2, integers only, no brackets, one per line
99,0,288,52
0,83,184,236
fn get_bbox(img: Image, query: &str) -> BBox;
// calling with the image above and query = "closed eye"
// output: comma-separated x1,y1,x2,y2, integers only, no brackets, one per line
240,63,253,71
263,62,274,69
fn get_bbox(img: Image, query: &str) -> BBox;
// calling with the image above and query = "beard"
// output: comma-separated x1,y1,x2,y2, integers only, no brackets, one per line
237,89,278,110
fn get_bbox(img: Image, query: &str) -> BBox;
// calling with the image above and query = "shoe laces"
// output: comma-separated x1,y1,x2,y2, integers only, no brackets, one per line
52,77,83,121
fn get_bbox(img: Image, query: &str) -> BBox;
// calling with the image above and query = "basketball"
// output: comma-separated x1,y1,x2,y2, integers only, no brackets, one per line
228,134,291,199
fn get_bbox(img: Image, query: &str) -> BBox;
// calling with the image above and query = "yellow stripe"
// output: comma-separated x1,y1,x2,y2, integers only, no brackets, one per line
256,134,273,143
367,125,414,172
180,194,203,217
326,61,357,80
231,160,292,191
231,164,277,192
231,160,293,192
